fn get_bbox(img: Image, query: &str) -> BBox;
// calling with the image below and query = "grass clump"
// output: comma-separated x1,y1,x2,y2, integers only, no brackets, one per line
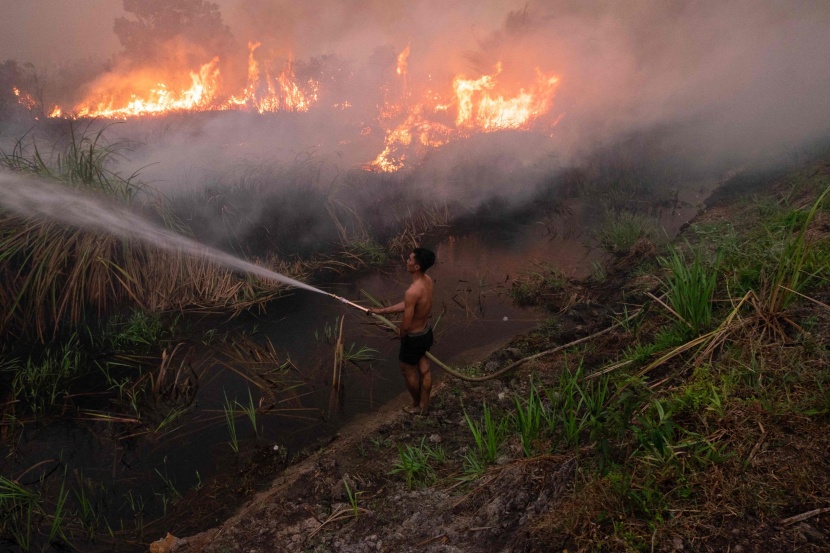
512,379,546,457
389,437,445,489
463,402,508,475
0,126,298,341
102,309,168,350
593,210,662,255
509,263,575,310
659,244,720,335
1,336,85,415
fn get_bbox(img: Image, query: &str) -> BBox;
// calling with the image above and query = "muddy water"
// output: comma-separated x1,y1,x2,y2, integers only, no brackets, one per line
0,183,717,548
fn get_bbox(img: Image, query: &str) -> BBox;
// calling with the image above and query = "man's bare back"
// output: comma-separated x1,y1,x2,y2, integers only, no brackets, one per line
401,274,433,336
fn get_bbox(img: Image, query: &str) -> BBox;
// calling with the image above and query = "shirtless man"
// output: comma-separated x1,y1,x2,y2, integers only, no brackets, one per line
368,248,436,415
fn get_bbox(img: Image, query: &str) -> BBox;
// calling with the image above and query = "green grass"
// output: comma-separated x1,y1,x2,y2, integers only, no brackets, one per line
239,388,260,437
342,478,363,518
766,185,830,312
342,343,379,363
0,475,39,551
509,263,567,307
512,379,545,457
223,392,240,454
2,335,85,415
0,123,144,200
463,402,507,474
593,210,662,255
102,310,167,350
389,437,444,489
659,244,720,334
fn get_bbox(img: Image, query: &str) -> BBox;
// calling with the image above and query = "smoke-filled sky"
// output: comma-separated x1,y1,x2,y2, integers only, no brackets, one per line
3,0,830,194
0,0,514,66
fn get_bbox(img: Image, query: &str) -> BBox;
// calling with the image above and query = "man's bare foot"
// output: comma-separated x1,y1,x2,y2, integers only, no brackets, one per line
402,405,422,416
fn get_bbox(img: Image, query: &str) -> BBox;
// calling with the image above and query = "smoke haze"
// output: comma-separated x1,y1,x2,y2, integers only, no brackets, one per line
2,1,830,199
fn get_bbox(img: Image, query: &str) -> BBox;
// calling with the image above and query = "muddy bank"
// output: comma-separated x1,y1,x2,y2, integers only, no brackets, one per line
156,157,830,553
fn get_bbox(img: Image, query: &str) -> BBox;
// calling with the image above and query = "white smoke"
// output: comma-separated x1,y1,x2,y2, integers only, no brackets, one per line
3,1,830,202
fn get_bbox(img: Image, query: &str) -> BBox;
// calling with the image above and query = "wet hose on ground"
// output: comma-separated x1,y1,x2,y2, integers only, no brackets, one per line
327,292,656,383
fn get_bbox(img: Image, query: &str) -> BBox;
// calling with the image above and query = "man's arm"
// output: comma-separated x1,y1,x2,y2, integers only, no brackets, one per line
399,288,419,337
368,301,405,316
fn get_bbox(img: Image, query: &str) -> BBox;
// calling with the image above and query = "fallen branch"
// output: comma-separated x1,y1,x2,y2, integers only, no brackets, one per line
780,507,830,526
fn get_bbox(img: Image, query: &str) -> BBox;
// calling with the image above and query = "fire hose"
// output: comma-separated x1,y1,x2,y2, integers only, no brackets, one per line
327,292,650,383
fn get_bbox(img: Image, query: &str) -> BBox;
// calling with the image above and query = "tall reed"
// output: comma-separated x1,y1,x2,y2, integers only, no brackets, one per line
0,128,294,339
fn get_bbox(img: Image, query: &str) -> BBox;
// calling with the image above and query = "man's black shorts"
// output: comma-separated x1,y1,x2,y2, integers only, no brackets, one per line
399,325,433,365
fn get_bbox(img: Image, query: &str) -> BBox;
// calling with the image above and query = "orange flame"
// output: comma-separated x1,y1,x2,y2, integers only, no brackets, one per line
73,57,221,118
13,86,38,111
62,42,318,119
225,43,319,113
369,63,560,172
35,43,560,173
454,64,559,131
396,45,410,78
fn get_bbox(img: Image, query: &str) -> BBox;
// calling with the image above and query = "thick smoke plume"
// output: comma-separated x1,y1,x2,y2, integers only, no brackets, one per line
3,1,830,214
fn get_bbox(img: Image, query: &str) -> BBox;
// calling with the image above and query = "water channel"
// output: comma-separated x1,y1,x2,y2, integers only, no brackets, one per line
0,177,717,548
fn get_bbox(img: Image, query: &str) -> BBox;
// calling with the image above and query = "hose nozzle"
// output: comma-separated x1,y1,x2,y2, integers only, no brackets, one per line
327,292,370,313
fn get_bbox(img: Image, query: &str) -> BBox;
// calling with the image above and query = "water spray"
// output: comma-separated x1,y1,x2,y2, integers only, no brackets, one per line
0,172,530,383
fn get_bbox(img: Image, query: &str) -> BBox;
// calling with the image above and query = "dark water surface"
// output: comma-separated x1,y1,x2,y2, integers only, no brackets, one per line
1,185,716,548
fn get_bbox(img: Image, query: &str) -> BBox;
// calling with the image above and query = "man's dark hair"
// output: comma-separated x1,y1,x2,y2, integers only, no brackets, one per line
412,247,436,272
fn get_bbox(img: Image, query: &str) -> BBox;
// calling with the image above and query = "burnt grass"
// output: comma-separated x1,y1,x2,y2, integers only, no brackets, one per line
167,158,830,553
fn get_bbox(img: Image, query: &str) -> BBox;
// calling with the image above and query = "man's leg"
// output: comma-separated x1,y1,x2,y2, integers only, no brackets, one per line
417,356,431,414
400,362,421,411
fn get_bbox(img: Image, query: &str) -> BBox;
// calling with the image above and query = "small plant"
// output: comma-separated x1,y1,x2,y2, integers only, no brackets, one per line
578,374,612,430
509,263,567,307
590,259,607,282
238,388,260,437
659,244,719,334
634,399,677,461
512,380,546,457
47,482,70,547
390,437,440,489
104,309,166,350
0,475,39,550
3,336,84,415
345,240,388,267
342,343,379,363
622,341,659,365
342,478,363,518
463,402,507,472
766,185,830,312
612,303,638,333
223,392,239,454
593,210,661,255
73,471,108,540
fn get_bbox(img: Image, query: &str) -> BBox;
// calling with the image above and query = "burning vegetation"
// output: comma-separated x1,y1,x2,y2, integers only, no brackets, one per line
4,1,562,173
9,47,560,172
